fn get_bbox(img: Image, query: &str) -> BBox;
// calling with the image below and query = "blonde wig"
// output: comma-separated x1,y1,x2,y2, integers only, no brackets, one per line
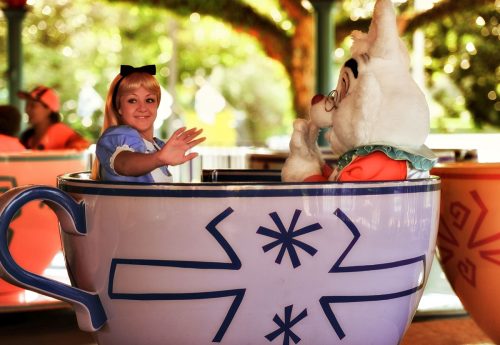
91,68,161,180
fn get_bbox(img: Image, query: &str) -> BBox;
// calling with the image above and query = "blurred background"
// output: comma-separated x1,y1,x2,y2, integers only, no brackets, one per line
1,0,498,150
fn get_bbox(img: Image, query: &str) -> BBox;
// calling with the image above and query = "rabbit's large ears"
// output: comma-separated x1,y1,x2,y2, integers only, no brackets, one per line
367,0,403,59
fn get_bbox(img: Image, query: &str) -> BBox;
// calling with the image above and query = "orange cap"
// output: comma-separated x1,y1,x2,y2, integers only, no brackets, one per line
17,86,60,113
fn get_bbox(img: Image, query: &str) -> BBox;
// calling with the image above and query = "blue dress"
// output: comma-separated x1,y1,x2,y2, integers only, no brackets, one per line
96,125,172,183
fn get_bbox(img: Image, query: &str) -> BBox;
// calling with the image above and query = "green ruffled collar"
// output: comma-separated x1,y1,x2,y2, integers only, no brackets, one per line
337,145,437,172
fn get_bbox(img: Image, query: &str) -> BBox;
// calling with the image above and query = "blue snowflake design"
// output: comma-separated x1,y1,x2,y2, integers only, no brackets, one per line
257,209,322,268
265,305,308,345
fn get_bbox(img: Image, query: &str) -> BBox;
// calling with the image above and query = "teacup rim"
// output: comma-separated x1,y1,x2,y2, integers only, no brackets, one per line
0,150,89,162
59,171,440,186
432,162,500,177
56,171,440,198
433,162,500,168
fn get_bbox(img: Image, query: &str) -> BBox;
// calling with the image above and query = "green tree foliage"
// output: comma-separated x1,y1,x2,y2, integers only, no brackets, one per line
425,6,499,131
1,0,498,143
0,0,294,146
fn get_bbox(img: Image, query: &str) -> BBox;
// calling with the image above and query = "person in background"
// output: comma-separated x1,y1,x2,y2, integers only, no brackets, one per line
0,105,25,152
91,64,205,182
18,86,90,150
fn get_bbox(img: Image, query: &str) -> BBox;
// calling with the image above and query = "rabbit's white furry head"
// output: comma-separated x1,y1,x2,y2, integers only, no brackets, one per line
310,0,430,157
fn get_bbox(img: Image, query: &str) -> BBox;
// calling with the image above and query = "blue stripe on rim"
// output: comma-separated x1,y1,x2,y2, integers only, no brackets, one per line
58,173,440,198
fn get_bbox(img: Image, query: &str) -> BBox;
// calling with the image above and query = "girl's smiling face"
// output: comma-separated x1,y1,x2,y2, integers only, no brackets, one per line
118,86,159,141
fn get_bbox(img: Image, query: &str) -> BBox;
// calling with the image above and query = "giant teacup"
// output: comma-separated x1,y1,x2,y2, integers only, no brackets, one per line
0,150,90,304
432,162,500,343
0,173,439,345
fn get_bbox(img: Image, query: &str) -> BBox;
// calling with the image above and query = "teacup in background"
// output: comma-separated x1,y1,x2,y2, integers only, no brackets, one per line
0,151,90,304
432,162,500,344
0,173,439,345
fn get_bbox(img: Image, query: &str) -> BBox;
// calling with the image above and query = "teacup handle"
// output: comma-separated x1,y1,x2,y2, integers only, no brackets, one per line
0,185,107,332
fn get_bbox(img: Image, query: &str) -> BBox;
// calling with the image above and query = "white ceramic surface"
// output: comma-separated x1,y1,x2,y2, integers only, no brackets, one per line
0,173,440,345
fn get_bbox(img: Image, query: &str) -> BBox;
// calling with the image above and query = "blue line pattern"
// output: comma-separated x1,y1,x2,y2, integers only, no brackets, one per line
265,305,308,345
108,207,244,342
319,208,427,339
107,205,427,342
60,182,439,198
257,209,322,268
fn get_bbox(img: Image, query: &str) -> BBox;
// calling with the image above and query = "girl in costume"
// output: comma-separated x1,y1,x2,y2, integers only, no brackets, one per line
92,65,205,182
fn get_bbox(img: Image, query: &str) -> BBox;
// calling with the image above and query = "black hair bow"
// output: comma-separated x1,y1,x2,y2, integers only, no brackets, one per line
120,64,156,76
112,64,156,111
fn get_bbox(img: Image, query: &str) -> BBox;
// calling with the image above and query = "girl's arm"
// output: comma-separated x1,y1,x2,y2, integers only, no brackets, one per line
113,127,205,177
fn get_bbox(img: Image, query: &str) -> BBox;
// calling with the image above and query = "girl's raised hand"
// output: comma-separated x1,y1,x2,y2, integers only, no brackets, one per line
159,127,206,166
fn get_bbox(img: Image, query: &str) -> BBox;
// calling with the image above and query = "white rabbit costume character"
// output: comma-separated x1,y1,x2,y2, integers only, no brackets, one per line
282,0,437,182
